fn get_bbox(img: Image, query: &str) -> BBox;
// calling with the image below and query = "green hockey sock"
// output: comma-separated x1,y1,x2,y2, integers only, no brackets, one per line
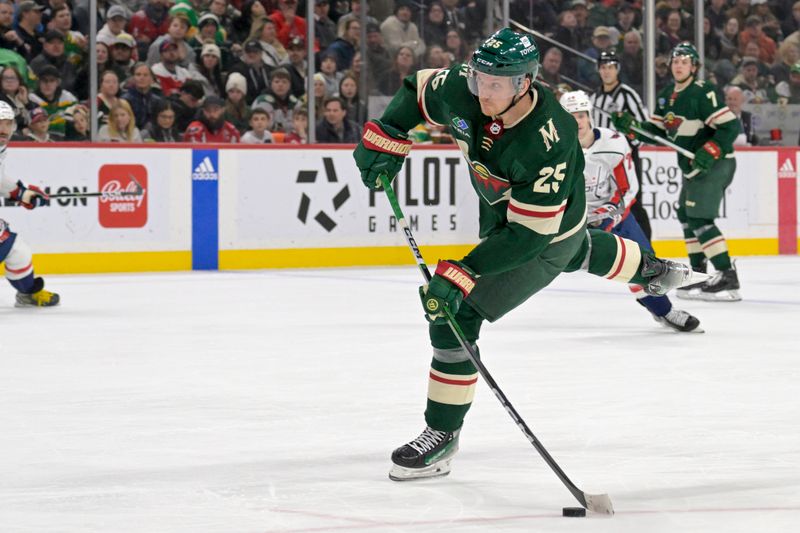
585,229,647,285
690,222,732,271
424,357,478,432
682,223,706,269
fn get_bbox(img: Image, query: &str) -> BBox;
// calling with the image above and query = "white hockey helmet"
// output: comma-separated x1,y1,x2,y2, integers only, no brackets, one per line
0,100,14,122
559,90,592,116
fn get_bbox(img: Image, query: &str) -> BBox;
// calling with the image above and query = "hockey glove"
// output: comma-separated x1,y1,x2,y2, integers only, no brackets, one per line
589,203,623,230
691,140,722,172
611,111,640,138
353,120,412,190
419,260,478,324
9,180,49,209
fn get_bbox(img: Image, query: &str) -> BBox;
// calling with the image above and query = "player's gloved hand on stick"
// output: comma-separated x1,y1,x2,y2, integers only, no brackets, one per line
611,111,640,137
9,180,48,209
691,140,721,172
419,260,478,324
353,120,412,190
589,203,623,229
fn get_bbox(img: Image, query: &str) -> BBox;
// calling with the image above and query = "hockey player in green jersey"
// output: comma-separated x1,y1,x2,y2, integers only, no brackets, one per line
612,42,742,302
353,29,694,481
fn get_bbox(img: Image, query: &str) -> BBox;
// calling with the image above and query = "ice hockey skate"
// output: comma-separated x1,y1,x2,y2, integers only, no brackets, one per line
653,308,702,333
676,267,741,302
640,256,696,296
15,277,60,307
389,426,460,481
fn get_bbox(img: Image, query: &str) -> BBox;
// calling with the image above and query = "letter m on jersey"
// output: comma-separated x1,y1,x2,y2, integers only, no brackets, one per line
539,119,560,152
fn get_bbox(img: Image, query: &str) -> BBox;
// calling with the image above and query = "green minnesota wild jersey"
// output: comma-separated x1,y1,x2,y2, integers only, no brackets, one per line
643,78,738,177
379,64,587,276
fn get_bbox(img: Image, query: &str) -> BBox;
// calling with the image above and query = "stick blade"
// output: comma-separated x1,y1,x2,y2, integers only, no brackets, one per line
584,493,614,515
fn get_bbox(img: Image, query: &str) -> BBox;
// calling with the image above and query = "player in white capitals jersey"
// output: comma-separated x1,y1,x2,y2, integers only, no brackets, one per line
560,91,699,332
0,101,59,307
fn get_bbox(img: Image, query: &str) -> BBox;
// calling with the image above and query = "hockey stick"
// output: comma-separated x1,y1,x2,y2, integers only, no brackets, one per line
593,107,696,159
379,174,614,515
47,175,145,199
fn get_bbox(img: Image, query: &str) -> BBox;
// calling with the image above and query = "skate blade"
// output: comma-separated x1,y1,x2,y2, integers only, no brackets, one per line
676,289,741,302
389,459,453,482
681,271,712,288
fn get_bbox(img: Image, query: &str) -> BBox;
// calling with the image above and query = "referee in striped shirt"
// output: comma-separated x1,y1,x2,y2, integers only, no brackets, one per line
590,50,652,239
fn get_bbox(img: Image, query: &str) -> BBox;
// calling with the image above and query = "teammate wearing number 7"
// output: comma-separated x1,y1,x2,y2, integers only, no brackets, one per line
612,42,741,302
353,29,698,482
561,90,700,332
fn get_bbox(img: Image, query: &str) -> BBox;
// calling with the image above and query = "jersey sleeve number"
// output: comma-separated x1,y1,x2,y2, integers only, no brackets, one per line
706,91,718,107
533,162,567,194
431,70,448,91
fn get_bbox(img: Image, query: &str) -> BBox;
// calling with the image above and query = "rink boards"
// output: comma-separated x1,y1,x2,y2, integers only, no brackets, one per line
0,143,797,274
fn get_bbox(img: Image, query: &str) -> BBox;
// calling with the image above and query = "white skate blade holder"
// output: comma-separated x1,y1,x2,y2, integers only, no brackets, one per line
389,459,453,481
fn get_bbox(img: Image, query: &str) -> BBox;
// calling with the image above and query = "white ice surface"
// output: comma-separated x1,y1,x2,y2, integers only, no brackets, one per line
0,257,798,533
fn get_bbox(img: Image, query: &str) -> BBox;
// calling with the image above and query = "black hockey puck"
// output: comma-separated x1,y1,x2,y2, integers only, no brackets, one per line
562,507,587,517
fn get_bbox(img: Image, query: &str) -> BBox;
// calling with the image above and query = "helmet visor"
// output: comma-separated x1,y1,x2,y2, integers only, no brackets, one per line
467,60,526,100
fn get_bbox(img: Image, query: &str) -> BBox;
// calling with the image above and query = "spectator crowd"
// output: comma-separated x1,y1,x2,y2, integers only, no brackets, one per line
1,0,799,144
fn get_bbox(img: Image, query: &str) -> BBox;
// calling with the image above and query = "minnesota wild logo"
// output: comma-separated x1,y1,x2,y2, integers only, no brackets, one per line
467,160,509,205
663,112,684,139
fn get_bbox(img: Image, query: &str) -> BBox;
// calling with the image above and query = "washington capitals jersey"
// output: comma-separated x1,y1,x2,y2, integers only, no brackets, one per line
583,127,638,218
0,147,13,198
378,64,587,275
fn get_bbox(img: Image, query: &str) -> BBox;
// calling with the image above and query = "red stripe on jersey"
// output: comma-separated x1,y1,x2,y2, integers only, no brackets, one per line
417,68,444,126
610,159,630,205
705,107,730,124
508,202,566,219
429,372,478,386
5,262,32,274
608,236,627,280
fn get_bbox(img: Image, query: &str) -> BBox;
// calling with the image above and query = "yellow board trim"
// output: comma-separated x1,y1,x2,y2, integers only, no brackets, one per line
0,238,795,275
651,238,781,258
16,251,192,274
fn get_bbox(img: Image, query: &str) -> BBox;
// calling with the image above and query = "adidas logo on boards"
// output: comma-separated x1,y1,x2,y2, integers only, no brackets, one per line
778,157,796,179
192,156,218,181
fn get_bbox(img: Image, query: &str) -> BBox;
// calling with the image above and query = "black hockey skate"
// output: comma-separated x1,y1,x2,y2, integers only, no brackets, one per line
676,266,741,302
389,426,460,481
640,256,693,296
653,308,702,333
15,277,60,307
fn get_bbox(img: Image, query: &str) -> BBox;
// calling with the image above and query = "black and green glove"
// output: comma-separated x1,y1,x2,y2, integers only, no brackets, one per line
611,111,641,139
419,260,478,324
353,120,412,190
691,140,722,172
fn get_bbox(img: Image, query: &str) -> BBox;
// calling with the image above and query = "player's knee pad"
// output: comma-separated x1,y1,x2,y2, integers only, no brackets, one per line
3,233,33,281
